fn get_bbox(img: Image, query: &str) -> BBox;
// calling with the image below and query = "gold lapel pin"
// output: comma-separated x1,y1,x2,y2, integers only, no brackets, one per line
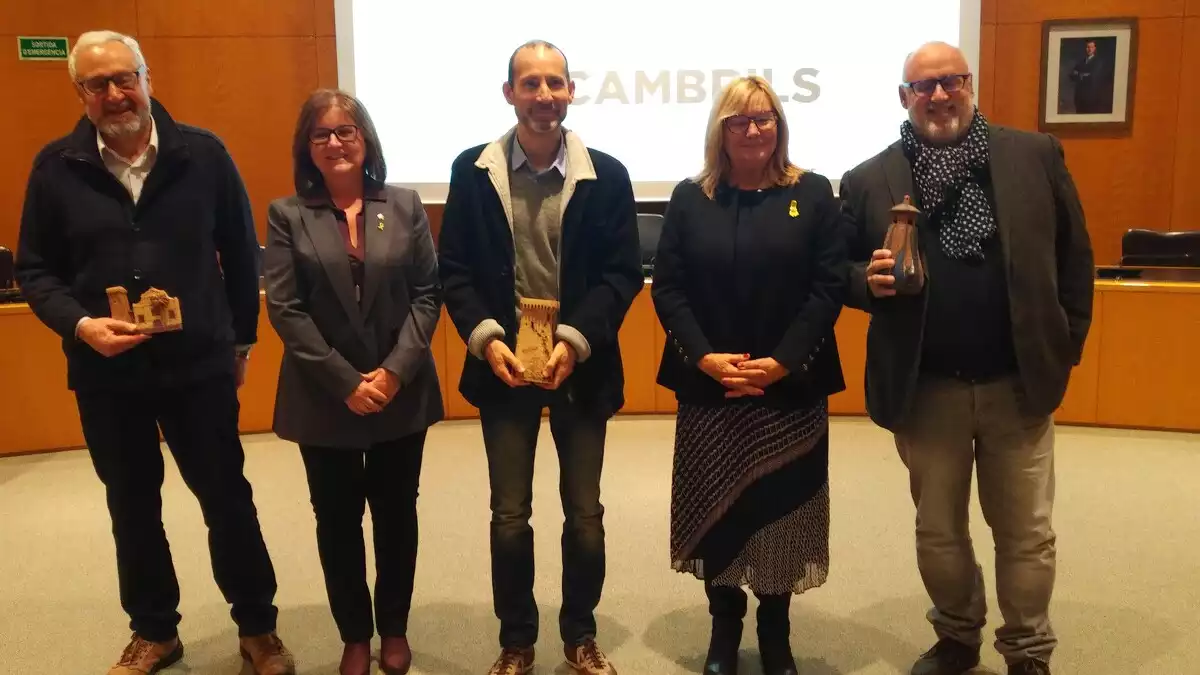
788,199,799,217
377,213,385,231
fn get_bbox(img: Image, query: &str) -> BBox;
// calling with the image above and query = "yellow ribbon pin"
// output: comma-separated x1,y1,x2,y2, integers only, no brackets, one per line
377,213,385,231
788,199,799,217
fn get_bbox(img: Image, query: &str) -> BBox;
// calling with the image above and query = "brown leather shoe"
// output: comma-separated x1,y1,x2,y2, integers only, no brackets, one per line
239,633,296,675
565,639,617,675
486,647,535,675
380,636,412,674
107,634,184,674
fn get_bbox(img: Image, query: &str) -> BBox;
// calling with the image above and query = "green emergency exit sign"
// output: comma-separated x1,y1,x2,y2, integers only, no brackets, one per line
18,37,69,61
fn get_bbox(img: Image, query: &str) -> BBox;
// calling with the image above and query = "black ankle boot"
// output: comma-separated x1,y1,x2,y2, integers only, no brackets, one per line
756,593,797,675
704,583,746,675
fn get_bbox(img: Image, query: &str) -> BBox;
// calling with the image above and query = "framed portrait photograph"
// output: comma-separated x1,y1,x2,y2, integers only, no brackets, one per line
1039,18,1138,133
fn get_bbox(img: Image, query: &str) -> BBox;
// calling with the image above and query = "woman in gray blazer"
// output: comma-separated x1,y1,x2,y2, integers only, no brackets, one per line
263,89,443,675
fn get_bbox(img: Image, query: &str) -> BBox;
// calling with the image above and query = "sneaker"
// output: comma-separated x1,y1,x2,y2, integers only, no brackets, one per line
565,639,617,675
910,638,981,675
1008,659,1051,675
486,647,534,675
107,634,184,675
239,632,297,675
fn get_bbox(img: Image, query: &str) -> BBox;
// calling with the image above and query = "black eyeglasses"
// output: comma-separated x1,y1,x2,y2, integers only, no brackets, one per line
724,113,777,135
904,74,971,96
309,124,360,145
78,68,144,95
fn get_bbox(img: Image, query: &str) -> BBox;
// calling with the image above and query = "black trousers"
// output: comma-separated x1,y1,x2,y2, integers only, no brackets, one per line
478,389,608,650
75,375,278,642
299,431,427,643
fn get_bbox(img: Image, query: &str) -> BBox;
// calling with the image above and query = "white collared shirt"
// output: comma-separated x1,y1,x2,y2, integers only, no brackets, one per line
98,119,159,203
511,131,568,177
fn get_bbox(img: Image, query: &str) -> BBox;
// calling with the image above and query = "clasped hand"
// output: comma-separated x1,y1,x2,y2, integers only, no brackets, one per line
344,367,399,415
699,353,789,399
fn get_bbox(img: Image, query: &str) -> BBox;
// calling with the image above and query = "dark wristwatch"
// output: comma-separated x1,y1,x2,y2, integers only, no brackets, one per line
235,345,252,359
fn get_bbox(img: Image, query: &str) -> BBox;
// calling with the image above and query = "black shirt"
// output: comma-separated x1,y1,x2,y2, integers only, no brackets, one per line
917,170,1018,381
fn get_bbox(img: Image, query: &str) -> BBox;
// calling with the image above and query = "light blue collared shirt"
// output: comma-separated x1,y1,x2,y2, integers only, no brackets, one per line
511,132,567,177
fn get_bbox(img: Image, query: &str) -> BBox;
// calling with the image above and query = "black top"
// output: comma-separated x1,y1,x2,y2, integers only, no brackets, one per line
652,174,847,407
15,99,260,392
333,209,366,301
916,171,1018,381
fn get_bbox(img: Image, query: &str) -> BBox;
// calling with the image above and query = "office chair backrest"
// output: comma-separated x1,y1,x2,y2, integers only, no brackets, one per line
1120,229,1200,267
0,247,13,289
636,213,664,271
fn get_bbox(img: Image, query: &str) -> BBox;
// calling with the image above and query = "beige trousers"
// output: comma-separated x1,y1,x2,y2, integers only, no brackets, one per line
894,375,1057,664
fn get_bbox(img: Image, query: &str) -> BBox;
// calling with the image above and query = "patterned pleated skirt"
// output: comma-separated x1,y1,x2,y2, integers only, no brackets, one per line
669,399,830,595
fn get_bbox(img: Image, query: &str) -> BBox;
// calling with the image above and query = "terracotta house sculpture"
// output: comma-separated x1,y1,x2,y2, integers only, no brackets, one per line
106,286,183,333
882,195,925,295
515,297,559,384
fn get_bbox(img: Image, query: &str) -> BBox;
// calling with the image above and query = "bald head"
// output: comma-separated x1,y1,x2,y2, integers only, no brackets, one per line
899,41,975,146
903,41,970,83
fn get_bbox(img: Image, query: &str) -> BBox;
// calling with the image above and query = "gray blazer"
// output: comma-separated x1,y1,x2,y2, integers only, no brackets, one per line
839,125,1094,431
264,185,444,449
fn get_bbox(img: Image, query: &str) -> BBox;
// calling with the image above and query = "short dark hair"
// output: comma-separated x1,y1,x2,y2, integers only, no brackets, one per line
291,89,386,199
507,40,570,85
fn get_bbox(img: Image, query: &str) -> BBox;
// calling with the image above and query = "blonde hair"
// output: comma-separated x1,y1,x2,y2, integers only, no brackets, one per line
695,76,802,199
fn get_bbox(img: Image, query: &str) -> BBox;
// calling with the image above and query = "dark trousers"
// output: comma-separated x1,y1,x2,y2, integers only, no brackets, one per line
478,390,608,649
75,375,278,642
299,431,426,643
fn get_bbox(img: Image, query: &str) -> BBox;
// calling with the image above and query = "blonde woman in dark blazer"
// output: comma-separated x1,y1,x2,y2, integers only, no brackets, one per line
264,89,443,675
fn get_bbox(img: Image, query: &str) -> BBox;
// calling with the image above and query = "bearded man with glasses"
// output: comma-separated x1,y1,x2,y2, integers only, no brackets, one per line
16,30,295,675
838,41,1094,675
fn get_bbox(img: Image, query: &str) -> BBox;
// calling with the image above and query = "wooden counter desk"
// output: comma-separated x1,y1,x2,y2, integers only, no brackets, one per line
2,279,1198,456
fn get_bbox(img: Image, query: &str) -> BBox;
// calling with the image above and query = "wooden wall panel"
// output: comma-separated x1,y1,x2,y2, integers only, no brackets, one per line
0,1,137,37
139,37,319,240
987,23,1043,128
237,297,284,433
317,37,339,89
977,23,997,117
1172,18,1200,231
1096,289,1200,431
0,59,85,249
997,0,1185,23
137,0,315,37
617,287,658,413
828,309,868,415
315,0,337,36
0,309,84,454
982,0,997,25
1055,292,1102,424
1191,0,1200,16
432,307,450,413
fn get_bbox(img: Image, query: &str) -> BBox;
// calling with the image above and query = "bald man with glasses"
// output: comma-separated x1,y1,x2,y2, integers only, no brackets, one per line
838,42,1093,675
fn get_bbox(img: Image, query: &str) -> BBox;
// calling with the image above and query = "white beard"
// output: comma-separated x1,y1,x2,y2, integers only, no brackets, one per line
922,115,963,146
98,111,148,140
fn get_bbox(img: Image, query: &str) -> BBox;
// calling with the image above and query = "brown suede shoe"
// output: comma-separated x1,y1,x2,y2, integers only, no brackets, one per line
486,647,535,675
565,639,617,675
107,634,184,675
239,633,296,675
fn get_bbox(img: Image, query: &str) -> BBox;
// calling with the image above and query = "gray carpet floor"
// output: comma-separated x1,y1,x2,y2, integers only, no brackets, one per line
1,417,1198,674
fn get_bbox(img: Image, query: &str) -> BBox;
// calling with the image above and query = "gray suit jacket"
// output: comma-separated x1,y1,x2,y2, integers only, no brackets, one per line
839,125,1094,431
264,185,444,448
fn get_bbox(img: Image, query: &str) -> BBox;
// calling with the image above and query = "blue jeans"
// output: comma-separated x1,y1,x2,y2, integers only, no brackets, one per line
478,389,608,649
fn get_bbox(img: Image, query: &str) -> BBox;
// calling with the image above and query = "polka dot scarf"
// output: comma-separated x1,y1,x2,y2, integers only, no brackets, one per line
901,110,996,260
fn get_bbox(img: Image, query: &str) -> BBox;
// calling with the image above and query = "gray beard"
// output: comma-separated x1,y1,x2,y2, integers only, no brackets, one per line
98,110,148,140
920,116,964,146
